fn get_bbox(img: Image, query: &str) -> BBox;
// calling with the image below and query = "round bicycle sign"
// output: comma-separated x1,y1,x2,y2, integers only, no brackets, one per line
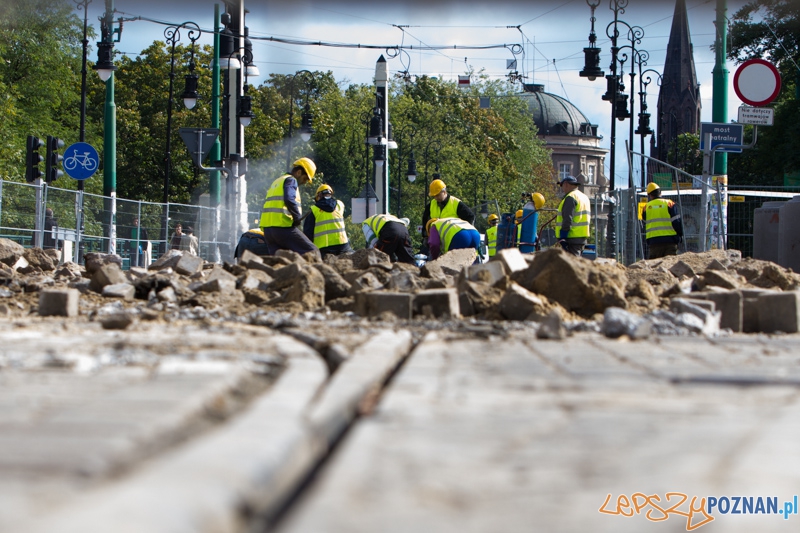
733,58,781,107
62,142,99,180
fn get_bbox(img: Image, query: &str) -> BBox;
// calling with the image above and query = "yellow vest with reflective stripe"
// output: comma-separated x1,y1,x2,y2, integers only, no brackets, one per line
430,195,461,220
556,189,591,239
432,218,473,254
311,201,348,248
644,199,678,239
486,226,498,256
260,175,300,228
364,214,403,237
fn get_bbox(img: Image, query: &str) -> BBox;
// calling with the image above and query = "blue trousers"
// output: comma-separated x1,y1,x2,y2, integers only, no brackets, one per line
448,228,481,252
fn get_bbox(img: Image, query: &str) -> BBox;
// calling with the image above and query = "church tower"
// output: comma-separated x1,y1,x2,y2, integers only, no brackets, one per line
656,0,702,164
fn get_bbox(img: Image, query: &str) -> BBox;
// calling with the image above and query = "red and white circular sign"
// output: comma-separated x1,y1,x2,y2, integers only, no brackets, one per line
733,59,781,107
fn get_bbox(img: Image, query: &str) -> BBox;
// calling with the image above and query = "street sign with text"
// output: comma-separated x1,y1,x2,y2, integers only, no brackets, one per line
738,106,774,126
700,123,743,153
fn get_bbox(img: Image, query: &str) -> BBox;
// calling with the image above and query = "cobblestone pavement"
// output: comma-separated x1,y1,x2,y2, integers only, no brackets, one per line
279,332,800,533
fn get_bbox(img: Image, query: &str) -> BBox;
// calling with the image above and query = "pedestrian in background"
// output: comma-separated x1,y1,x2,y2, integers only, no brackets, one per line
259,157,320,258
180,226,199,256
643,182,683,259
556,176,590,257
170,223,183,250
43,208,58,250
130,217,150,267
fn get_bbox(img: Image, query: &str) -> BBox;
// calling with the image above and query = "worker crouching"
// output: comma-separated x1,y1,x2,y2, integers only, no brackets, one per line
426,217,482,261
303,184,353,257
362,214,416,265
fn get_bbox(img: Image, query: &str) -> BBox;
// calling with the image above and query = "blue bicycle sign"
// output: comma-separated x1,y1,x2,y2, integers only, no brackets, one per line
63,142,99,180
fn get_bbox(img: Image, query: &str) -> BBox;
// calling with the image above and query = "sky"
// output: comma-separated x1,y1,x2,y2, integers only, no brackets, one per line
82,0,754,186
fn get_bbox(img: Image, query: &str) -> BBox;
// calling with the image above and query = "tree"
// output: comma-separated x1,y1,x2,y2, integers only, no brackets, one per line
727,0,800,185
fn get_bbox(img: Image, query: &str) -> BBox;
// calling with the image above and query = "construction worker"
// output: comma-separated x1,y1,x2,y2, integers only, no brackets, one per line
485,213,499,257
643,182,683,259
426,217,482,261
515,209,524,243
259,157,320,257
362,213,416,265
422,179,474,248
556,175,590,257
303,184,353,256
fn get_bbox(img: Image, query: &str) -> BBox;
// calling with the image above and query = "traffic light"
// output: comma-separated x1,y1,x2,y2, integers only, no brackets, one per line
45,136,65,184
25,135,44,183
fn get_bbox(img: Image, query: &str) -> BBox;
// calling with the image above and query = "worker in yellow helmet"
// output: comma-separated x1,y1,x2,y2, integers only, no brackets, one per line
426,217,481,261
556,175,591,256
303,184,353,256
259,157,320,257
643,182,683,259
421,178,474,253
485,213,499,257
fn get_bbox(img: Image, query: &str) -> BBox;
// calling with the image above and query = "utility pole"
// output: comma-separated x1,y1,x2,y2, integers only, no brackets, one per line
712,0,729,177
375,56,389,214
101,0,116,255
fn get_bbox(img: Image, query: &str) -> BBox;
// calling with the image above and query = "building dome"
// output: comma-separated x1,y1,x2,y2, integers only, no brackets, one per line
519,84,599,138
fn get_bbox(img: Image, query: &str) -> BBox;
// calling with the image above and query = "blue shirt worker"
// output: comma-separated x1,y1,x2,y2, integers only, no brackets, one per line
426,217,482,261
556,175,591,257
259,157,320,258
643,182,683,259
303,184,353,257
361,214,417,265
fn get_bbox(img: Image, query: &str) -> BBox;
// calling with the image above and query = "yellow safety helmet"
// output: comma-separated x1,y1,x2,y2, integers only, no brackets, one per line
315,184,333,197
293,157,316,181
646,182,660,194
426,218,439,233
487,213,499,224
532,192,545,209
429,179,446,197
515,209,523,220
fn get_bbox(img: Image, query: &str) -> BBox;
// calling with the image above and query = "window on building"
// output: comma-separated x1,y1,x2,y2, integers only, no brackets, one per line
558,163,571,181
587,164,595,184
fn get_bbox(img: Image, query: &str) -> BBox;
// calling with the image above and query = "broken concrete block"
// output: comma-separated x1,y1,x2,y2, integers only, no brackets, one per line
758,291,800,333
495,247,528,275
148,249,183,271
238,270,273,291
90,263,128,293
275,249,307,265
268,265,326,309
311,263,351,301
601,307,650,339
102,283,135,301
0,238,25,266
385,271,421,293
669,260,695,278
39,288,79,317
413,288,460,319
737,288,774,333
688,291,743,332
466,261,507,286
355,291,413,319
197,278,236,294
697,269,746,290
238,249,263,265
174,253,204,275
499,282,547,321
347,272,385,296
23,247,56,271
536,310,566,340
350,248,391,270
424,248,476,277
157,286,177,303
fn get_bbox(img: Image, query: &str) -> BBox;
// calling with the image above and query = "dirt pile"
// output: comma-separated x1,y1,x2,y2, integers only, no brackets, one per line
0,237,797,336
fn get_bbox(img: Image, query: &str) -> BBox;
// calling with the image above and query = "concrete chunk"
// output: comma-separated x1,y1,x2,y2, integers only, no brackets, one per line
174,253,204,276
466,261,507,286
688,291,743,332
38,288,79,317
355,291,413,319
499,282,546,321
102,283,135,301
758,291,800,333
495,248,528,274
90,264,128,293
413,289,460,318
738,289,775,333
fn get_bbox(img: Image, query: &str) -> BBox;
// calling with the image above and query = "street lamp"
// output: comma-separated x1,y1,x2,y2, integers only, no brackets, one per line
581,0,644,259
285,70,315,170
162,22,202,206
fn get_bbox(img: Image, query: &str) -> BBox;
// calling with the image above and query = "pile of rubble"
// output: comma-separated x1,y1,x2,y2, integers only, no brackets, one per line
1,236,799,338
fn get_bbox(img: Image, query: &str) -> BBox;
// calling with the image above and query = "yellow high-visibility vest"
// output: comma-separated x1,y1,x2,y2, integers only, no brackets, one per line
260,175,300,228
644,199,679,239
430,195,461,220
363,214,404,242
311,200,348,248
556,189,590,239
486,226,498,256
431,217,474,254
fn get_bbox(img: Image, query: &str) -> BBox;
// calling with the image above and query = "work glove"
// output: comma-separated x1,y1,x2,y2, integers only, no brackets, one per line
559,239,569,251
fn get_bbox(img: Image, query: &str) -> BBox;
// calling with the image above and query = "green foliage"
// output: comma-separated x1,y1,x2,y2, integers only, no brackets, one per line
666,133,702,175
727,0,800,184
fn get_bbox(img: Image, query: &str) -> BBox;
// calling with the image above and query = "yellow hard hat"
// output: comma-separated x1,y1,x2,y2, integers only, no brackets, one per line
426,218,439,232
515,209,523,220
316,184,333,197
532,192,545,209
429,179,446,197
293,157,316,181
646,182,660,194
487,213,499,224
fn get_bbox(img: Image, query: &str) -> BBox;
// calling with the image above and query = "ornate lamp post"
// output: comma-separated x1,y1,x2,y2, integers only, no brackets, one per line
285,70,315,171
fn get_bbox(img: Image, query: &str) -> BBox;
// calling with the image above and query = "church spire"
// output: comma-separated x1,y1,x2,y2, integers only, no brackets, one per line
656,0,702,164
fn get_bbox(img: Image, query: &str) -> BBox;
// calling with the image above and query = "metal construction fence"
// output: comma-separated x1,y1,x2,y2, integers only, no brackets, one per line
0,179,260,268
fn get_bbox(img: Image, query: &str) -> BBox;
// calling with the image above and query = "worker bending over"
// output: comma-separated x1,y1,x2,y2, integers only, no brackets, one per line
426,217,482,261
362,214,416,265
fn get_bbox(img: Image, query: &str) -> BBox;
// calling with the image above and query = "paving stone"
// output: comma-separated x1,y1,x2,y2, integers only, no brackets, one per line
686,290,743,332
102,283,135,301
90,264,128,293
495,247,528,274
499,282,546,321
758,291,800,333
38,289,79,317
413,289,460,318
354,291,413,319
174,253,204,276
465,260,506,286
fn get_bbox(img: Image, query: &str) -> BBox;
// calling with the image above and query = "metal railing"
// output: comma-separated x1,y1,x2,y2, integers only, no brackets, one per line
0,179,260,268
